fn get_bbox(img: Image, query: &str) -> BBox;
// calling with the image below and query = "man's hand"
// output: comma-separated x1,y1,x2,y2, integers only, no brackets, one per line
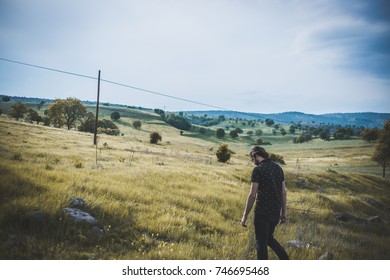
241,214,248,227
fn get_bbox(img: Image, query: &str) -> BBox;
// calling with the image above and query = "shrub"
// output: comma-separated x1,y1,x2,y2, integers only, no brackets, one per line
270,153,285,165
150,132,162,144
216,144,234,163
110,111,121,121
199,127,207,135
216,128,225,138
133,120,142,129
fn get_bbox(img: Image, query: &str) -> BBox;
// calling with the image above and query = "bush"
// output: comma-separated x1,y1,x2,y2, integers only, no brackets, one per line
150,132,162,144
110,111,121,121
216,128,225,138
133,120,142,129
199,127,207,135
270,153,285,165
216,144,234,163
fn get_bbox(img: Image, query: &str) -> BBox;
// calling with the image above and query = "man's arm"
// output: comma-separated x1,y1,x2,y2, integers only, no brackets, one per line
280,181,287,224
241,182,259,227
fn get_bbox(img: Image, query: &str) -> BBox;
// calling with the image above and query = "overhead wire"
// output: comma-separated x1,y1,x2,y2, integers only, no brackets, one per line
0,57,262,118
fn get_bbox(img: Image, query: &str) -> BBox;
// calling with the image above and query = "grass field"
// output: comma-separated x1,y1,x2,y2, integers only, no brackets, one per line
0,106,389,260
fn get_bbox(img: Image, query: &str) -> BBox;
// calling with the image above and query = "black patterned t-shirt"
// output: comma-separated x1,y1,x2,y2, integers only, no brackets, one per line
251,159,284,223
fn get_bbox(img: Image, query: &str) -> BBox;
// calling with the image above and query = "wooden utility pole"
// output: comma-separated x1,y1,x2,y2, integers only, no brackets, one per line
94,70,101,145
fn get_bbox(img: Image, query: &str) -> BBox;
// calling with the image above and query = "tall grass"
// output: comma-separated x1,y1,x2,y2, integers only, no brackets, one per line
0,115,389,260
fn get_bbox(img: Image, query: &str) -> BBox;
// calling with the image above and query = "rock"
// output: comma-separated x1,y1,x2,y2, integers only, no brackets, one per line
363,198,380,208
366,216,381,223
334,213,361,222
295,179,307,188
287,240,310,249
318,252,333,260
69,197,86,208
62,207,98,225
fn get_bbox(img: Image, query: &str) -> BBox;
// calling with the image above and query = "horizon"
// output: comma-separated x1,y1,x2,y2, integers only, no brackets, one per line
4,95,390,116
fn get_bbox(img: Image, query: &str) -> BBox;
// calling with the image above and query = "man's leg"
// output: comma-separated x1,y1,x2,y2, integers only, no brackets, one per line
267,223,289,260
254,217,270,260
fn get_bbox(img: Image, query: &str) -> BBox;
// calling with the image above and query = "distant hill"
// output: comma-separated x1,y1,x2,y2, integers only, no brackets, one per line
183,111,390,128
2,96,388,128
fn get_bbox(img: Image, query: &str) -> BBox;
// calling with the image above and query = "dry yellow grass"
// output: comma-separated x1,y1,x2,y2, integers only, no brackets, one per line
0,113,389,260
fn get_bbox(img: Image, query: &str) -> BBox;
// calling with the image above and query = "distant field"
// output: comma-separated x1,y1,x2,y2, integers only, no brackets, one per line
0,105,389,260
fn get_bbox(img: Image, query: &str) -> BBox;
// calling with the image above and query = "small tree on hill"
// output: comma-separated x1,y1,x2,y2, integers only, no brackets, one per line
1,95,10,102
150,132,162,144
372,120,390,178
216,144,234,163
110,111,121,121
361,128,379,143
48,98,87,129
216,128,225,138
133,120,142,129
9,102,28,120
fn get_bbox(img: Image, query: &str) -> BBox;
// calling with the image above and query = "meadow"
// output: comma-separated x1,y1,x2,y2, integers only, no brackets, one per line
0,106,389,260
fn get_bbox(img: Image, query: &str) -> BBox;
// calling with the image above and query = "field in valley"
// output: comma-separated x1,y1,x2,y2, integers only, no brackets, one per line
0,106,389,260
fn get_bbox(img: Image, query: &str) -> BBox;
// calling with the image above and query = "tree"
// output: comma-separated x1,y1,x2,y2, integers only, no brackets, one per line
1,95,10,102
216,128,225,138
165,114,192,130
132,120,142,129
255,129,263,136
229,130,238,139
216,143,234,163
280,128,287,136
150,132,162,144
372,120,390,178
9,102,28,120
319,129,331,141
361,128,379,143
110,111,121,121
199,127,207,135
78,112,95,133
265,119,274,126
48,98,87,129
25,108,42,124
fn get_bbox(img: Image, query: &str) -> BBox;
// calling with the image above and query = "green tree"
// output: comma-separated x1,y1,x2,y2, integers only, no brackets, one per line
229,130,238,139
372,120,390,178
199,127,207,135
110,111,121,121
48,98,87,129
216,144,234,163
9,102,28,120
25,108,42,124
1,95,10,102
216,128,225,138
150,132,162,144
265,119,274,126
361,128,379,143
78,112,95,133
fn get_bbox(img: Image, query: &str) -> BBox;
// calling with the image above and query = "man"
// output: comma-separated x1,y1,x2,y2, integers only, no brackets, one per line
241,146,289,260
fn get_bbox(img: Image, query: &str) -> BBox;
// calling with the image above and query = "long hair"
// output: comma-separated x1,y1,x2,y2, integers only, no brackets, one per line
250,146,269,159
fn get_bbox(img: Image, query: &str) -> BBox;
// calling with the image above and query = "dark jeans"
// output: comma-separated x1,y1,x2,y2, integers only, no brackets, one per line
254,216,289,260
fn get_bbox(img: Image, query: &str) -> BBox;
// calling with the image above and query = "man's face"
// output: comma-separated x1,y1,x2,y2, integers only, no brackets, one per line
251,155,261,165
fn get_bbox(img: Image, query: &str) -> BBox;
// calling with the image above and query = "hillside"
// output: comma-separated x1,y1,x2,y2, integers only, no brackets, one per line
0,106,389,259
184,110,390,128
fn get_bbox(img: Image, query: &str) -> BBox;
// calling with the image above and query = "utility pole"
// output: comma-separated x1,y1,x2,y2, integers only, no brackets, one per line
94,70,101,145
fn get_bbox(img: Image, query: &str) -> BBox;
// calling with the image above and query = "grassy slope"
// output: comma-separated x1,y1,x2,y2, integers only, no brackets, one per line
0,107,389,260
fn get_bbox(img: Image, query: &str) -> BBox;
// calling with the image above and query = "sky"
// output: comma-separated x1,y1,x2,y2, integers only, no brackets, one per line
0,0,389,114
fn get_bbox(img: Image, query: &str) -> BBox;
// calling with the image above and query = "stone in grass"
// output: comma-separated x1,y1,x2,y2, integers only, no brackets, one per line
366,216,381,223
62,207,98,225
69,196,86,208
287,240,310,249
318,252,334,260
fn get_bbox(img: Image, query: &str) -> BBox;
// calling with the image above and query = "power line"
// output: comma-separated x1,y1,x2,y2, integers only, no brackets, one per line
0,57,262,118
0,57,231,110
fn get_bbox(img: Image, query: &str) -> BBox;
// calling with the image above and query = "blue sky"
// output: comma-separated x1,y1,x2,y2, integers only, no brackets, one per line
0,0,389,114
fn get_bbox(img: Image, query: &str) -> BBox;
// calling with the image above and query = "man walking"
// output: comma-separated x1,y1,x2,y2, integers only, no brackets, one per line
241,146,289,260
